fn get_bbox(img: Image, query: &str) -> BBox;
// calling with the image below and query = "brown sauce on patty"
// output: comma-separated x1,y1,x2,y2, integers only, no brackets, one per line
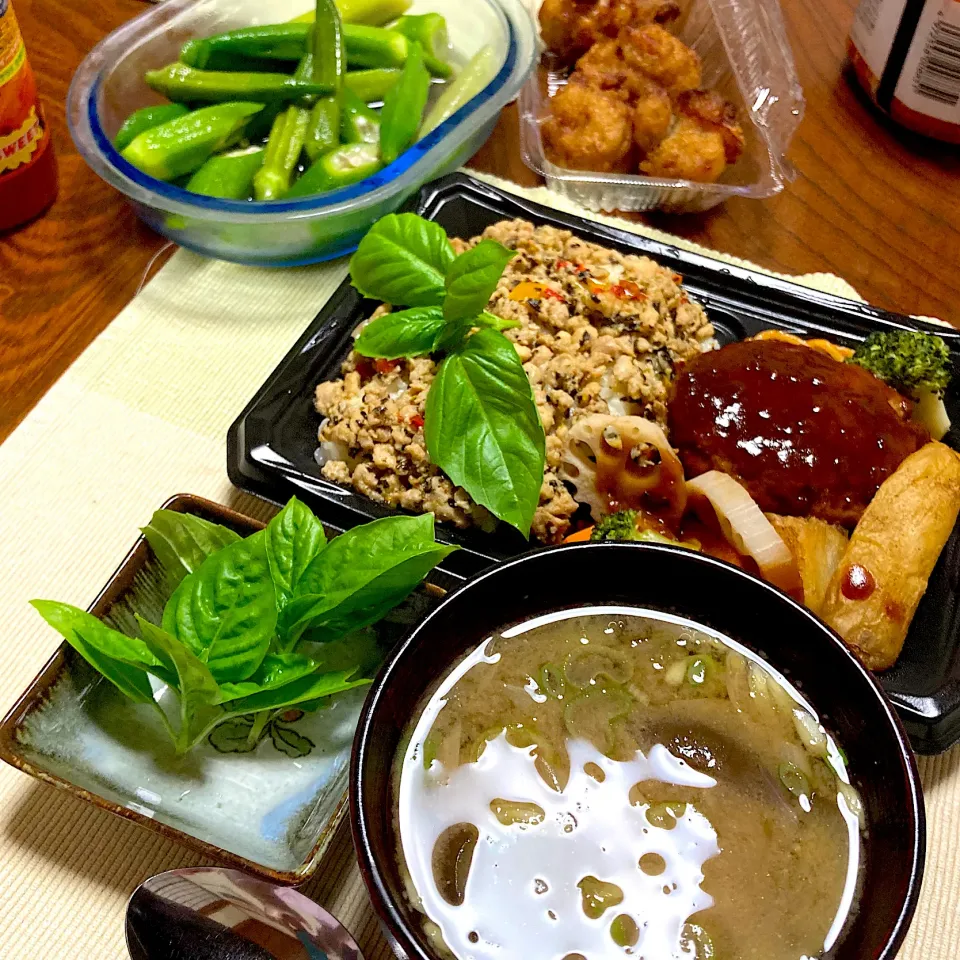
668,339,928,526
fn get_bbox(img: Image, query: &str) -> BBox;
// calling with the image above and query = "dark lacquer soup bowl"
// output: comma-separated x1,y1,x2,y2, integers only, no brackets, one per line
351,543,924,960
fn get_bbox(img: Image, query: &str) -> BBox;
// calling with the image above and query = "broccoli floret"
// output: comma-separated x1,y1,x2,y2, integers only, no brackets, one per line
590,510,676,544
849,330,952,398
591,510,643,541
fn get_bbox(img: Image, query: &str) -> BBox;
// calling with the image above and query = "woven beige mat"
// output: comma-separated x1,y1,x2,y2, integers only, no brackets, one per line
1,172,957,958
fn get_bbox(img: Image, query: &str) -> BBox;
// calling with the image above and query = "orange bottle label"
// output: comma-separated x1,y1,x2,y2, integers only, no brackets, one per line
0,0,45,176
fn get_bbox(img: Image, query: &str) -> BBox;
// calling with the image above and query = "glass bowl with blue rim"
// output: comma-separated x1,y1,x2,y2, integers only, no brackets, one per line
67,0,536,266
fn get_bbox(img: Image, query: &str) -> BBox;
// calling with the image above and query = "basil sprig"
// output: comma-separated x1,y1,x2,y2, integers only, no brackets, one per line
350,214,544,536
32,500,455,754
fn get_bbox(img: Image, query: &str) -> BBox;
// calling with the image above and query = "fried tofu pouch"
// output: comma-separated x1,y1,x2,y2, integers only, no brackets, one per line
820,442,960,671
766,515,849,615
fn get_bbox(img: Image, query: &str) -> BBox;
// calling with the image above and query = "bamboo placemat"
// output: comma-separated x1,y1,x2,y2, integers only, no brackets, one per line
0,172,957,959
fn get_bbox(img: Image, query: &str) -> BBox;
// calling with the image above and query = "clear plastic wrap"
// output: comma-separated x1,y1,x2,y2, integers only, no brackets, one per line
518,0,805,213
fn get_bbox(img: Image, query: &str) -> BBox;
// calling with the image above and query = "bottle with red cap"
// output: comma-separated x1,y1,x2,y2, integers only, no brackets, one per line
0,0,58,231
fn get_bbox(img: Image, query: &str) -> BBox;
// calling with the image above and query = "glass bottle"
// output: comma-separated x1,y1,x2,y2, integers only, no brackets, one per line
0,0,58,231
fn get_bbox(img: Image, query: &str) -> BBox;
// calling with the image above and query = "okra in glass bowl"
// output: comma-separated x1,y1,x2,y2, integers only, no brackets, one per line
67,0,536,266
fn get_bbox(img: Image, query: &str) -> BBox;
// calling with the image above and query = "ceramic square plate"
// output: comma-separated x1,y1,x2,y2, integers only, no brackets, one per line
0,494,446,883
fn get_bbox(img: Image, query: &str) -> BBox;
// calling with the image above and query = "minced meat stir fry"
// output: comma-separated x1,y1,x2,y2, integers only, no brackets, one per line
314,219,715,543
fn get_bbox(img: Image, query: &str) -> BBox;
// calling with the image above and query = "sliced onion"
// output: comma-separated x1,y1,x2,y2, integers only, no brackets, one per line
686,471,802,598
792,707,829,758
911,389,951,440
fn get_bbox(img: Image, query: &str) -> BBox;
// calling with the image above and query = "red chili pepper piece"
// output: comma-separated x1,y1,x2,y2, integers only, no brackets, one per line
374,358,399,374
410,414,425,429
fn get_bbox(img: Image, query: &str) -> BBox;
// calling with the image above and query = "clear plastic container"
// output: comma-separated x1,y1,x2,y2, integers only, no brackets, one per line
67,0,536,266
518,0,804,214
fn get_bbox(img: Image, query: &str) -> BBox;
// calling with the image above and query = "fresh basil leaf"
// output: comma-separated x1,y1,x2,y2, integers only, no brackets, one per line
265,497,327,608
279,514,456,646
425,328,545,536
354,306,447,359
207,716,258,753
289,548,451,645
477,310,522,332
270,723,315,758
142,510,241,586
443,240,515,323
31,600,176,690
137,616,221,754
172,530,277,683
161,577,188,638
221,669,370,715
349,213,455,307
216,651,321,703
438,309,523,353
300,626,383,678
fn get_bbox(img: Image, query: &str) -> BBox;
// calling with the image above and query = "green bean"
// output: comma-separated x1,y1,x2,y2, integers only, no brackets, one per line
344,67,402,103
337,0,412,24
120,102,264,181
393,14,453,78
114,104,190,152
344,23,409,68
285,141,380,197
420,45,497,137
291,0,412,26
144,63,332,104
304,0,346,162
185,146,264,199
379,41,430,165
254,105,310,201
306,100,342,160
180,24,311,69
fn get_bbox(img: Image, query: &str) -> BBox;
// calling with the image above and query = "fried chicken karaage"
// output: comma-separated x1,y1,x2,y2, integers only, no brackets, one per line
640,89,745,180
539,1,745,184
541,81,634,173
539,0,681,62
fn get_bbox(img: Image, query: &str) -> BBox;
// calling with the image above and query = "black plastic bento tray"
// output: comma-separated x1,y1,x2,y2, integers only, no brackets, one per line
228,172,960,754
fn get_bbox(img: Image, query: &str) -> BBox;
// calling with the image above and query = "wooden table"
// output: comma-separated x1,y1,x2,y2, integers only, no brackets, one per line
2,0,959,445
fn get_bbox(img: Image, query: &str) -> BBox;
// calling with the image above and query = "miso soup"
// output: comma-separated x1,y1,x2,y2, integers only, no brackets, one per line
395,607,862,960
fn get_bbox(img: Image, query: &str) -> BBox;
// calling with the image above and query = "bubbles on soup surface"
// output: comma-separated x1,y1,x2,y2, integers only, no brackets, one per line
396,608,861,960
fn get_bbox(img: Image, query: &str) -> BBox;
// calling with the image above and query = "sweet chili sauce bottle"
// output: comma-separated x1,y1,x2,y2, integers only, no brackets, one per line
0,0,58,231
